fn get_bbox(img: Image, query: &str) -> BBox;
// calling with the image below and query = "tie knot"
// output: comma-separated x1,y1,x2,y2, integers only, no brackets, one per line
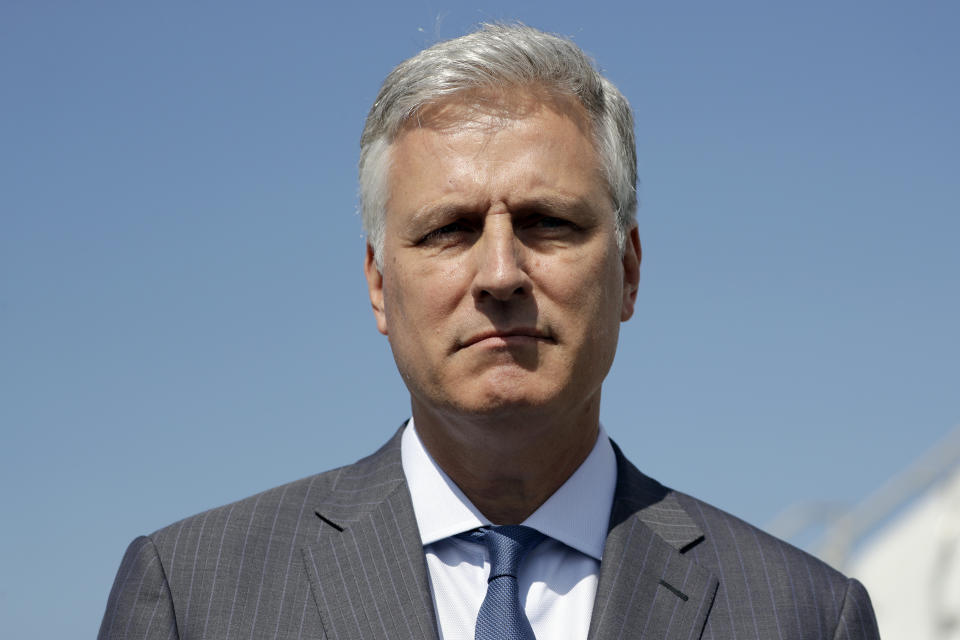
463,525,545,582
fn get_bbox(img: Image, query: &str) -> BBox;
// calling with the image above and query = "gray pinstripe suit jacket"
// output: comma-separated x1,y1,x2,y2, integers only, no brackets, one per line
99,428,880,639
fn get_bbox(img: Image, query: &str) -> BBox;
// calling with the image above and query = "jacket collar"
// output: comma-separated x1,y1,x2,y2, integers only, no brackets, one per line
587,442,718,639
302,428,717,640
302,426,441,640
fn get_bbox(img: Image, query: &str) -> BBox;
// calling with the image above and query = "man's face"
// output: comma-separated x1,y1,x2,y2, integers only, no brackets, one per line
364,92,640,424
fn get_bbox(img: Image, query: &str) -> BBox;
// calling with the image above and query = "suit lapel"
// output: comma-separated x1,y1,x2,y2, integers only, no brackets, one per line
299,431,718,640
588,445,719,640
301,429,440,640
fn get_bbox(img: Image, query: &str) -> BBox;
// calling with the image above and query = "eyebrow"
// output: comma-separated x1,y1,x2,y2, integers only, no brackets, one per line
409,194,594,226
508,195,595,217
408,202,472,227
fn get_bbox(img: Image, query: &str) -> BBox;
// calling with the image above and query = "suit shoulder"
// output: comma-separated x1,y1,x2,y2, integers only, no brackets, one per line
145,428,406,557
671,490,880,637
146,464,347,555
673,489,851,589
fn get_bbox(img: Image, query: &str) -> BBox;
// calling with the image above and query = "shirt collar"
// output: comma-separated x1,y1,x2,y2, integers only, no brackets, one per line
401,418,617,561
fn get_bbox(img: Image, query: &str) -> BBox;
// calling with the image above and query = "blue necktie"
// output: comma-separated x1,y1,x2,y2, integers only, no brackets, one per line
461,525,546,640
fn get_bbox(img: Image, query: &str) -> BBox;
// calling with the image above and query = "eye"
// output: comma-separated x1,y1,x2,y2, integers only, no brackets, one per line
532,216,569,228
523,215,576,233
418,220,472,245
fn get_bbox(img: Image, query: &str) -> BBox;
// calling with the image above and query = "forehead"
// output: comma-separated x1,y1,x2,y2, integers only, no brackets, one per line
384,89,606,217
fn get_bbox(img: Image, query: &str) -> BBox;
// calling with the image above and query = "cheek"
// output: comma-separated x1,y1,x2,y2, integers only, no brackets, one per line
549,252,619,308
383,263,470,339
554,256,625,353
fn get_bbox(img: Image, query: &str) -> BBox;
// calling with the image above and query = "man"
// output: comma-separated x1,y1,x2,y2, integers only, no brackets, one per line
100,24,879,639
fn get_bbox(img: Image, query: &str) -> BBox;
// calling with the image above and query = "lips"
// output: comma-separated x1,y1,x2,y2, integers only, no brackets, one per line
459,328,553,349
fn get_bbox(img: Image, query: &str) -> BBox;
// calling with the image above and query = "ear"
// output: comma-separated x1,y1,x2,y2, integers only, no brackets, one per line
620,226,641,322
364,243,389,335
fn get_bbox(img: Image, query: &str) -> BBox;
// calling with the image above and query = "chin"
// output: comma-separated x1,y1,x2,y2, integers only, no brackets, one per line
465,394,547,415
445,384,566,419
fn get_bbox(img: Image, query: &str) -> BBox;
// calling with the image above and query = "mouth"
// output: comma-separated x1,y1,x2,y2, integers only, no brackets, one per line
459,328,554,350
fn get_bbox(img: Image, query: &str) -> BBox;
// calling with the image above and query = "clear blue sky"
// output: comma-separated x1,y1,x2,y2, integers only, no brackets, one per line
1,2,957,637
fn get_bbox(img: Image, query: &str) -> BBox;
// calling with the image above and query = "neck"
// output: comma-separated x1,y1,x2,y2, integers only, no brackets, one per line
412,399,600,524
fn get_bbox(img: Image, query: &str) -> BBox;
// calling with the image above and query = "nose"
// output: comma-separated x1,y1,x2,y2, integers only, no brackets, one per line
471,213,531,301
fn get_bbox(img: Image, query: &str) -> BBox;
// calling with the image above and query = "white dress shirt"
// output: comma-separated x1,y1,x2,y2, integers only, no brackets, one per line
400,419,617,640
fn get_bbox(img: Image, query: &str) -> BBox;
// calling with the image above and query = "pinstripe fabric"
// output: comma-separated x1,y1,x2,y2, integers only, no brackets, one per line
99,429,878,640
588,444,718,640
301,476,439,639
99,428,432,640
588,443,880,639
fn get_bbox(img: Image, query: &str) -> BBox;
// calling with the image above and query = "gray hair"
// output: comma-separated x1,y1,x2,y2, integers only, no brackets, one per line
359,23,637,266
